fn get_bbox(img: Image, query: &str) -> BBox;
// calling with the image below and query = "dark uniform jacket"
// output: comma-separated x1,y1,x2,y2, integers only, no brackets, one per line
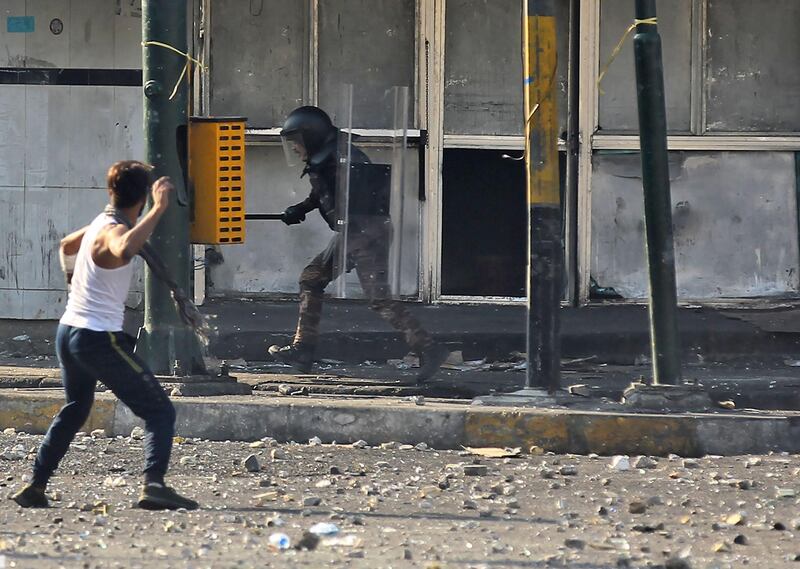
293,135,371,232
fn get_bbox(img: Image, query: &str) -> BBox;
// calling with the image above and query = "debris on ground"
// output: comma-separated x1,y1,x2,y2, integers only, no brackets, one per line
464,447,522,459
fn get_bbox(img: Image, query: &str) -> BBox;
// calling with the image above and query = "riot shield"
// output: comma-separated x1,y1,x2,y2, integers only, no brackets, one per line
331,85,417,300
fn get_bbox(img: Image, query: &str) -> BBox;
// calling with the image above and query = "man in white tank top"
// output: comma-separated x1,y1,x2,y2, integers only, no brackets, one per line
12,161,198,511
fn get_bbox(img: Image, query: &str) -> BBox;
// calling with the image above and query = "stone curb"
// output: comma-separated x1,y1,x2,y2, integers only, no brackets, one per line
1,390,799,457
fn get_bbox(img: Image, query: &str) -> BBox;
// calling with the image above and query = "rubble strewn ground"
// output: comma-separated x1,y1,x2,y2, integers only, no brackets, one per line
2,432,800,568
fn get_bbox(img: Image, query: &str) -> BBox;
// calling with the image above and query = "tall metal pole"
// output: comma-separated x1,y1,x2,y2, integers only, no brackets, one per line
632,0,682,385
524,0,562,392
139,0,202,375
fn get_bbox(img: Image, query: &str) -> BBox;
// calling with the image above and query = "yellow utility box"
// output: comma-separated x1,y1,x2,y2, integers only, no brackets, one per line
189,116,247,244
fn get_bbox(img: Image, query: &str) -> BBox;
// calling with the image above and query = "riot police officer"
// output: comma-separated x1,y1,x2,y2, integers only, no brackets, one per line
269,106,449,382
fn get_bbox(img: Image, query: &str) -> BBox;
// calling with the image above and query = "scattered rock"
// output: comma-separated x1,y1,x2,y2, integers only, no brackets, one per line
129,427,145,440
712,541,732,553
682,458,700,469
303,495,322,507
351,440,368,449
665,557,693,569
271,449,287,461
609,456,630,471
628,501,647,514
565,538,586,550
725,513,747,526
463,464,489,476
646,495,663,507
243,454,260,473
777,488,797,499
559,465,578,476
309,522,339,536
102,476,127,488
632,456,657,469
294,531,320,551
308,437,322,447
733,534,748,546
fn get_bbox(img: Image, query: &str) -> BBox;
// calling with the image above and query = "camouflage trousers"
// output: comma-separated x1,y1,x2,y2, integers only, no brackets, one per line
293,230,434,354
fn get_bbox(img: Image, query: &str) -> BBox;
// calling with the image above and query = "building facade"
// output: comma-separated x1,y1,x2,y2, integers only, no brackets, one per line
2,0,799,319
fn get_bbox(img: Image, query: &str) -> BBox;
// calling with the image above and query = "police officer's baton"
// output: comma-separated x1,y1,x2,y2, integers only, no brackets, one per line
245,213,285,221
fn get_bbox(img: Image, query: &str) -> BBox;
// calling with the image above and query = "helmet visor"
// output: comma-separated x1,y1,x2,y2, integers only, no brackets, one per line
281,131,307,167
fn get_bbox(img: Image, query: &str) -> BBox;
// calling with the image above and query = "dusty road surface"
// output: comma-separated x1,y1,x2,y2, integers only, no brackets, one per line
1,431,800,568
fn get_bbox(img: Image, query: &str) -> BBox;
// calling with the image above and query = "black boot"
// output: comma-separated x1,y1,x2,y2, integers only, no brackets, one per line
11,484,49,508
417,344,450,383
269,344,314,374
137,484,199,511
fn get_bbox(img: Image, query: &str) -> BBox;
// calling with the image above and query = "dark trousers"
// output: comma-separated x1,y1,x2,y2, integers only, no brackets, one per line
33,324,176,486
293,229,434,353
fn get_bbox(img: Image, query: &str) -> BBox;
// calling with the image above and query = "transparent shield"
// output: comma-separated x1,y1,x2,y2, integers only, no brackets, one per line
333,84,354,299
330,85,416,300
280,131,307,167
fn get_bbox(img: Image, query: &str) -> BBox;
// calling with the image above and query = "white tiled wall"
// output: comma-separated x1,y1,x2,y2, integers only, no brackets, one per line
0,1,143,318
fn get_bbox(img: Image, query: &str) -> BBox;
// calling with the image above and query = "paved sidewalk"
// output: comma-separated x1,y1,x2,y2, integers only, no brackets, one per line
5,299,800,365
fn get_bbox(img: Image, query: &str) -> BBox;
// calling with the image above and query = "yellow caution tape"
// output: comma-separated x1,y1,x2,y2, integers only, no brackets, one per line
142,41,206,101
597,18,658,94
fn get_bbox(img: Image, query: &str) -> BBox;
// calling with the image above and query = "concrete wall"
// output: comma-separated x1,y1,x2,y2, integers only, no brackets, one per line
591,152,800,299
0,0,144,318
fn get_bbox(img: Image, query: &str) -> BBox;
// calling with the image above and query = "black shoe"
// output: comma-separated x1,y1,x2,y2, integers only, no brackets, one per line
137,484,199,511
11,485,49,508
417,345,450,383
269,344,314,374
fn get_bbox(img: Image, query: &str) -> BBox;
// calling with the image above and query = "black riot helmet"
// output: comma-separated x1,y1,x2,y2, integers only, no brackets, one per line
280,106,336,166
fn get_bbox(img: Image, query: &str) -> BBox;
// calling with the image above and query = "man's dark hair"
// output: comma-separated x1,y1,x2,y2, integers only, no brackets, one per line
107,160,152,208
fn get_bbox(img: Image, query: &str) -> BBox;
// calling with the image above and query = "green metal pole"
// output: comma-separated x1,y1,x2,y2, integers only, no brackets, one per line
139,0,202,375
524,0,562,392
632,0,682,385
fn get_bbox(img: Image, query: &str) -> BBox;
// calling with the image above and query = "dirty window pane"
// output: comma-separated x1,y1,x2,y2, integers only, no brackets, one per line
210,0,307,128
318,0,416,129
707,0,800,132
444,0,569,136
598,0,692,133
590,151,800,298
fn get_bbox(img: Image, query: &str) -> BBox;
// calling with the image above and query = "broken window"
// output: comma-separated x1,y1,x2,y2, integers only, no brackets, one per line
441,149,527,297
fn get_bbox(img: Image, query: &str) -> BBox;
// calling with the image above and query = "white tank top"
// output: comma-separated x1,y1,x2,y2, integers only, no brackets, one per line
60,213,135,332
